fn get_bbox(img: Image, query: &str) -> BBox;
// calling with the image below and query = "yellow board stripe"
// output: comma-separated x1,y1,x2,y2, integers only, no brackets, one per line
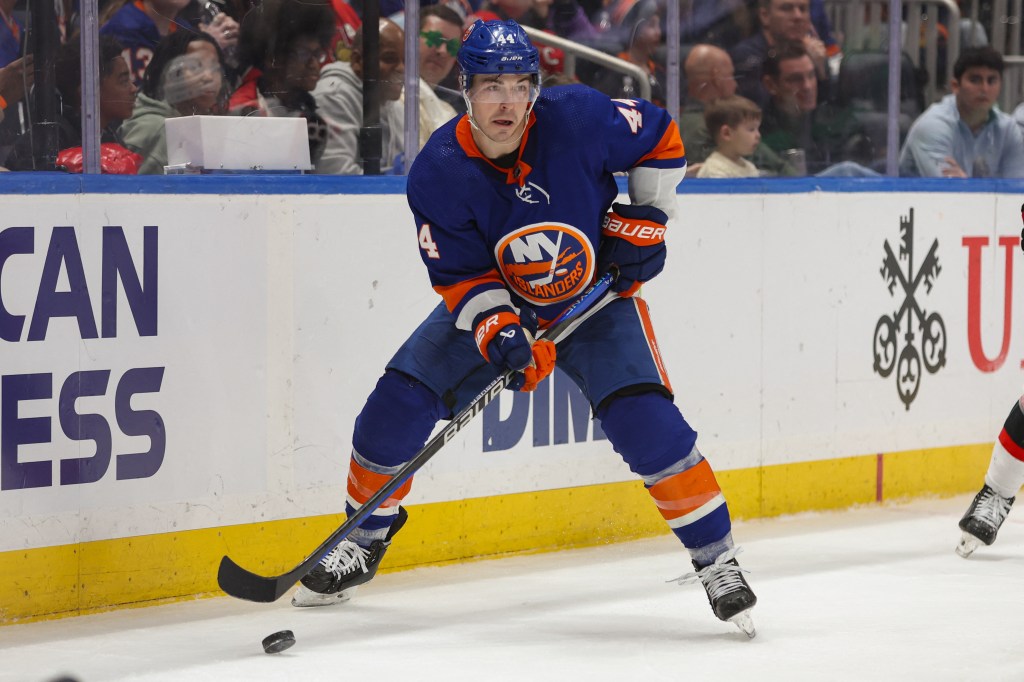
0,443,993,624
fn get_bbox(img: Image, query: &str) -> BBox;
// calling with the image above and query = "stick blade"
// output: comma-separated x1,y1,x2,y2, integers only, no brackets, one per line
217,555,294,603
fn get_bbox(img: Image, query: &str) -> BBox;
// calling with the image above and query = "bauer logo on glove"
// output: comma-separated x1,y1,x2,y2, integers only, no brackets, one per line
602,213,667,245
598,202,669,298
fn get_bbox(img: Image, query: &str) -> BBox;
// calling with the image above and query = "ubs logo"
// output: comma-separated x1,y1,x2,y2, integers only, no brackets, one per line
872,208,947,409
494,223,594,305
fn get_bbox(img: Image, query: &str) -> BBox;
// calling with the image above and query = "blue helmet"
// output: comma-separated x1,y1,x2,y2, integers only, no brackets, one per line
457,19,540,78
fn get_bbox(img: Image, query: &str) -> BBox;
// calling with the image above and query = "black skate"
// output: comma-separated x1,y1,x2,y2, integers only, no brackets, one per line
291,506,409,607
956,485,1014,558
671,547,757,638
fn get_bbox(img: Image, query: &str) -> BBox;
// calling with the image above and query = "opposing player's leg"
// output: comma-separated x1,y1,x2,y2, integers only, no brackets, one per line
294,304,491,606
957,396,1024,558
558,297,756,636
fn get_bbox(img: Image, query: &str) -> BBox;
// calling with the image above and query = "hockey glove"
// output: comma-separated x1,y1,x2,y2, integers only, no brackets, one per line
597,202,668,298
474,306,556,392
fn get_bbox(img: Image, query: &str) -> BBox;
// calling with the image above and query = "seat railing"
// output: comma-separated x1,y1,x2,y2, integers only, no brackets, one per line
520,26,652,101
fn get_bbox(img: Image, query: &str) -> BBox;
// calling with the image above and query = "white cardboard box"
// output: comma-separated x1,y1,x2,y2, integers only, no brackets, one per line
165,115,312,172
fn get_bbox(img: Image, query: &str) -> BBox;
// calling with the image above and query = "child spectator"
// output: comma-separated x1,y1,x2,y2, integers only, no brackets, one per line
697,95,762,178
5,36,138,171
120,31,229,173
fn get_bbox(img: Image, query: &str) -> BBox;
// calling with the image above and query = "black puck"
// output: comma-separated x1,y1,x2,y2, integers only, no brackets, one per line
262,629,296,654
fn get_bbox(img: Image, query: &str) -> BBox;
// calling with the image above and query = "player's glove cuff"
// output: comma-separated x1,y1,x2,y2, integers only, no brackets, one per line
474,308,521,363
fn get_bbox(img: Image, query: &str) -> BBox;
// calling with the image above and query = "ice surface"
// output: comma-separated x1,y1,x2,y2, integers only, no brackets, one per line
4,494,1023,682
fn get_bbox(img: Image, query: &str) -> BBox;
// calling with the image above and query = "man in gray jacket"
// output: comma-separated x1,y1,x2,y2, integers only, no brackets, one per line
313,19,406,174
900,46,1024,178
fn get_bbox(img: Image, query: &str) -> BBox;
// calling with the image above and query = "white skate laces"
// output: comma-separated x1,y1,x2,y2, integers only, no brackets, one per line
971,487,1013,529
320,540,370,578
669,545,756,637
669,546,748,598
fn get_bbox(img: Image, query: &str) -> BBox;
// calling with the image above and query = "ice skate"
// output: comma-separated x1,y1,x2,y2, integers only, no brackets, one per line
292,507,408,607
956,485,1014,558
671,547,757,638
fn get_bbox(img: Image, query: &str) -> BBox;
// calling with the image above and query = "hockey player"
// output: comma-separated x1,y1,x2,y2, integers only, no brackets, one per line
291,19,758,636
956,395,1024,557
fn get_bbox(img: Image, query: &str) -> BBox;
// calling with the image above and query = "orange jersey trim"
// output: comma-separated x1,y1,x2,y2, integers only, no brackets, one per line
634,119,685,165
634,298,672,393
347,459,412,508
432,269,505,314
455,113,536,186
647,460,721,521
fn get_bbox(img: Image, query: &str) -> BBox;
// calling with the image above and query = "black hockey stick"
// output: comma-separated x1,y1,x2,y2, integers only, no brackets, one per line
218,271,618,602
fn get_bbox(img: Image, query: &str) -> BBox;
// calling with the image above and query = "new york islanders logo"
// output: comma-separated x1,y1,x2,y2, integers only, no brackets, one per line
495,223,595,305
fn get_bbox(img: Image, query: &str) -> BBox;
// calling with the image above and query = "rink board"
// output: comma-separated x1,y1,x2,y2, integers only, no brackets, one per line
0,175,1021,622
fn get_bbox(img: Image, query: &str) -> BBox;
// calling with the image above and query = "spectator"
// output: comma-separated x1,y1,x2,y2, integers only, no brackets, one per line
419,4,466,113
677,0,749,47
678,43,792,176
0,53,30,168
312,18,405,174
231,0,334,167
809,0,840,60
121,31,228,173
325,0,362,63
403,6,461,150
759,42,875,176
696,94,762,178
0,0,22,67
900,46,1024,178
476,0,546,30
591,0,665,107
101,0,239,87
533,0,604,43
6,37,137,171
730,0,829,108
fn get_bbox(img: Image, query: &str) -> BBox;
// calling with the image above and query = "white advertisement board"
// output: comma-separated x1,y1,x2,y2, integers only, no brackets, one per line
1,188,1021,552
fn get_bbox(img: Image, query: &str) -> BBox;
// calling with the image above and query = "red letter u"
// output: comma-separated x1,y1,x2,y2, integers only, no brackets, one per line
963,236,1017,372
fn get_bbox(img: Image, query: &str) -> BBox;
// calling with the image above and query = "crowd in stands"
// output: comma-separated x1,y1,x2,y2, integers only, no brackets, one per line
0,0,1023,177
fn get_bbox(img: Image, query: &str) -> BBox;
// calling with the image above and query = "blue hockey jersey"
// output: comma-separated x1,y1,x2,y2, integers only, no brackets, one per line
0,10,22,68
101,1,192,86
406,84,686,331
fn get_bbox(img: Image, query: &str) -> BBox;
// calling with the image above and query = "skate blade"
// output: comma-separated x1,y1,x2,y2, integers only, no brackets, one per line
290,585,357,607
955,532,982,559
728,609,756,639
